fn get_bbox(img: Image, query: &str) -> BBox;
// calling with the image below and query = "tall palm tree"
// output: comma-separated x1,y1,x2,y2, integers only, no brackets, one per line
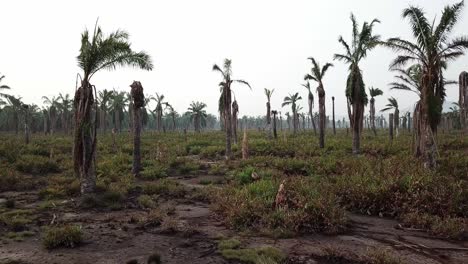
264,88,274,139
130,81,144,177
153,93,167,132
334,14,381,154
305,57,333,148
213,59,251,160
42,96,59,135
98,89,113,133
368,87,383,136
282,93,302,134
187,101,207,133
381,97,400,136
301,82,317,135
385,1,468,168
74,22,152,195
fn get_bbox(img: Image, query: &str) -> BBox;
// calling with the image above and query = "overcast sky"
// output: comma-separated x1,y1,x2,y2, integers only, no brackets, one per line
1,0,467,118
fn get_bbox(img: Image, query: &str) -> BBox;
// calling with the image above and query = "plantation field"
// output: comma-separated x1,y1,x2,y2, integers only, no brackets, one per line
0,130,467,264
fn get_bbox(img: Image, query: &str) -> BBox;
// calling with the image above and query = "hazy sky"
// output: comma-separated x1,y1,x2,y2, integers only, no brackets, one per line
1,0,467,118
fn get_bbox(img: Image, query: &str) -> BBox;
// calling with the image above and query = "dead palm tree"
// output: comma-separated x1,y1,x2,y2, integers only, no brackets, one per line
305,57,333,148
213,59,251,160
282,93,302,134
334,14,381,154
301,82,317,135
460,72,468,130
130,81,144,176
74,22,153,195
384,1,468,168
271,110,278,139
368,87,383,136
264,88,274,139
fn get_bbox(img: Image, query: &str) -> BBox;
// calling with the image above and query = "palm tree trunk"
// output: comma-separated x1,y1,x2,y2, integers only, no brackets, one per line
224,86,232,159
132,108,141,176
389,113,394,141
266,102,272,139
419,80,437,168
309,96,317,135
273,112,277,139
232,112,238,144
74,80,97,195
318,89,325,148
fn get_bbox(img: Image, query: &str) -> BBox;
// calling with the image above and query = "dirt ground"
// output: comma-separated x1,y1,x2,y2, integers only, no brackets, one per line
1,173,467,264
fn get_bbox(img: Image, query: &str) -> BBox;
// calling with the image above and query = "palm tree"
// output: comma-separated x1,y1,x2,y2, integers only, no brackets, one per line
165,103,177,131
331,96,336,135
98,89,113,133
187,101,207,133
264,88,274,138
213,59,251,160
42,96,59,135
58,93,73,134
301,82,317,135
153,93,167,132
381,97,400,136
334,14,381,154
74,22,153,195
385,1,468,167
282,93,302,134
111,90,128,133
5,95,22,134
368,87,383,136
130,81,144,176
305,57,333,148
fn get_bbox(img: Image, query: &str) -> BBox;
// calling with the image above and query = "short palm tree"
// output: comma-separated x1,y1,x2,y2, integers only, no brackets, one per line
74,23,153,195
301,82,317,135
213,59,251,159
368,87,383,136
305,57,333,148
282,93,302,134
187,101,207,133
5,95,22,135
381,97,400,135
334,14,381,154
384,1,468,168
264,88,274,138
110,90,128,133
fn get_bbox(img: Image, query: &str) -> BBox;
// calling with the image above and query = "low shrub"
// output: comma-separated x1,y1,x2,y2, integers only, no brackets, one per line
42,225,83,249
15,155,60,175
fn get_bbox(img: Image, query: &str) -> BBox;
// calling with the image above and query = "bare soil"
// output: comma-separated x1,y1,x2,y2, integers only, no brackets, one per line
1,173,467,264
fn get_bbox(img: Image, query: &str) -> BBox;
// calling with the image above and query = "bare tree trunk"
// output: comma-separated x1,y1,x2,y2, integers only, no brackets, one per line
370,98,377,136
460,72,468,133
132,107,141,176
272,112,278,139
389,113,394,141
318,86,325,148
242,129,248,160
332,96,336,135
308,93,317,135
266,101,272,139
